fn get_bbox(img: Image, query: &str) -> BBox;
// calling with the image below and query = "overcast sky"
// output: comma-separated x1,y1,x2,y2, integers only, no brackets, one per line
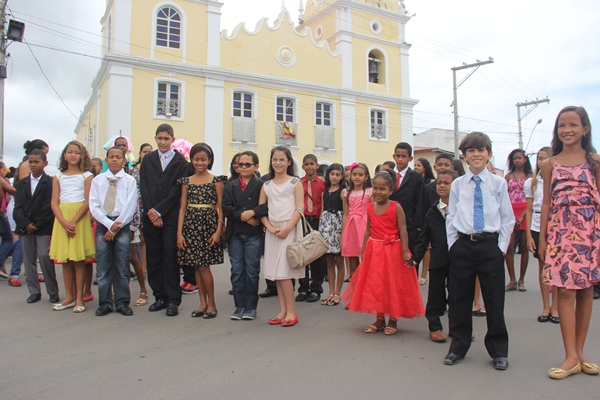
5,0,599,173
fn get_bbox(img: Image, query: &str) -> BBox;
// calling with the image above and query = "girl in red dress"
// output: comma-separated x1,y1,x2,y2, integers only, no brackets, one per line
342,170,424,335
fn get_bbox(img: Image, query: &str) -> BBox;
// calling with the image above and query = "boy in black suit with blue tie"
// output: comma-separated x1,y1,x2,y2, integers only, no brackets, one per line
444,132,514,370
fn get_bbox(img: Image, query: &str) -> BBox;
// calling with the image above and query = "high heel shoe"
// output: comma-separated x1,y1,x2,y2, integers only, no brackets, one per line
548,362,581,379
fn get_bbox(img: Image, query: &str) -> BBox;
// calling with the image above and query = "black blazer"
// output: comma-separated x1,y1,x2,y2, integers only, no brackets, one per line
139,150,191,222
222,177,268,242
412,200,449,270
422,181,440,216
390,167,424,232
13,173,54,236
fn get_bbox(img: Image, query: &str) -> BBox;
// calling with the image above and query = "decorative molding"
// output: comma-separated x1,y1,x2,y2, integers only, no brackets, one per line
276,46,297,68
314,147,337,158
303,0,411,27
230,141,258,152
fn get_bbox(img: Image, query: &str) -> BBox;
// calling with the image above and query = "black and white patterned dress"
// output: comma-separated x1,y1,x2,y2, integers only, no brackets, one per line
319,187,343,254
177,175,227,267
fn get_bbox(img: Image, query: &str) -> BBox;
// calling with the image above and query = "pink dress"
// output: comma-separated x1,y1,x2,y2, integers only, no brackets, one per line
508,178,527,231
342,202,425,319
542,161,600,289
263,177,304,280
341,188,372,257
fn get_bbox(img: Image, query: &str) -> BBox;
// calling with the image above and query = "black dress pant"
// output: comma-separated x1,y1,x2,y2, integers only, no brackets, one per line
143,217,182,306
426,265,449,332
447,235,508,358
182,265,196,285
298,217,324,294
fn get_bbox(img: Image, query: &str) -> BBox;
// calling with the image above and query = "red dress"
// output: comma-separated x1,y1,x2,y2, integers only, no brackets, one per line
342,201,425,319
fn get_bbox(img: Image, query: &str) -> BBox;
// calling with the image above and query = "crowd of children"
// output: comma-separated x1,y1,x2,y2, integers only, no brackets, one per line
1,106,599,378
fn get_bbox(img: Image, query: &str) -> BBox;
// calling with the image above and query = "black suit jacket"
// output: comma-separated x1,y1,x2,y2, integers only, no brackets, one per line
422,181,440,216
390,167,424,232
13,173,55,236
222,177,268,242
140,150,191,222
412,200,449,270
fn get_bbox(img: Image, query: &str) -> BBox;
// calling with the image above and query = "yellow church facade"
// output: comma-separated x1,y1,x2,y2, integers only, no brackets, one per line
76,0,418,174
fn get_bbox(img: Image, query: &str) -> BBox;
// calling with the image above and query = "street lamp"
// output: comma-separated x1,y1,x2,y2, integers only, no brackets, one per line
525,118,542,152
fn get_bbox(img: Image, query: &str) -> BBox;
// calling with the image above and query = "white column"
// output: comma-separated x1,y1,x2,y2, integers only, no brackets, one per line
341,96,356,165
106,65,133,140
336,6,353,88
112,0,132,54
204,78,225,175
207,1,223,67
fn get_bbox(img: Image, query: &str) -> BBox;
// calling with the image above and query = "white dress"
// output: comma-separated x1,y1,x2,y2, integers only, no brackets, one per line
263,177,304,280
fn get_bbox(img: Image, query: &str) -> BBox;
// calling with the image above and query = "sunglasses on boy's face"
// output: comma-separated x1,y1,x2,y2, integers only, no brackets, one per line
238,162,255,169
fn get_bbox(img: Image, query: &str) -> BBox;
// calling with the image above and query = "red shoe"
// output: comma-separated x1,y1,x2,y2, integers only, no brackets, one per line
83,294,94,302
268,317,283,325
180,281,190,290
281,316,299,327
38,275,45,283
8,278,22,287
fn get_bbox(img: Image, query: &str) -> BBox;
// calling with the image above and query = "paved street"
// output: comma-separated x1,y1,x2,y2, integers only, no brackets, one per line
1,254,598,399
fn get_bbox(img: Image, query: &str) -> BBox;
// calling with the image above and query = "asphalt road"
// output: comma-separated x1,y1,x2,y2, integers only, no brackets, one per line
1,254,598,399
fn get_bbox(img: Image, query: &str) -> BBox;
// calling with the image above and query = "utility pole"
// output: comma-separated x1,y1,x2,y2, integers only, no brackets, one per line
516,97,550,149
451,58,494,158
0,0,7,161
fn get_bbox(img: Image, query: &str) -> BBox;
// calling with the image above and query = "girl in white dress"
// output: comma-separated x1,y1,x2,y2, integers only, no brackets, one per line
259,146,303,327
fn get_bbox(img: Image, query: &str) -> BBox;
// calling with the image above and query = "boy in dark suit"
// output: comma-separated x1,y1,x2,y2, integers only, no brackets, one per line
222,151,268,320
413,169,458,343
140,124,191,316
13,150,58,304
390,142,424,258
444,132,514,370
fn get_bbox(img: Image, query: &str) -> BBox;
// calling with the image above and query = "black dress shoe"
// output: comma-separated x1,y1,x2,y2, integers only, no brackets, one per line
166,304,179,316
306,292,321,303
95,304,113,316
295,292,308,302
49,294,60,304
259,288,277,298
443,352,464,365
492,357,509,370
26,294,42,304
148,299,167,312
116,306,133,316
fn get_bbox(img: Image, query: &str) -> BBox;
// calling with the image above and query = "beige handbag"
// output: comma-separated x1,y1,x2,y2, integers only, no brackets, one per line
287,209,329,269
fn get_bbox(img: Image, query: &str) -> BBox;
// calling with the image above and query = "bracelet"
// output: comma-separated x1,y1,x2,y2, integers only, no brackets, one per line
108,229,116,235
218,219,224,224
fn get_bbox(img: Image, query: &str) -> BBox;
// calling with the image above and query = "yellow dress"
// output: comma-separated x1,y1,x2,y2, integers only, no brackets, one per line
49,173,96,263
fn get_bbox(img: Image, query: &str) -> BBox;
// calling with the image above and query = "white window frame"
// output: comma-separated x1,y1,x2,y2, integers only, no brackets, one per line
369,107,388,141
231,90,258,120
366,47,388,88
275,95,298,124
314,100,335,128
151,3,186,59
153,78,185,121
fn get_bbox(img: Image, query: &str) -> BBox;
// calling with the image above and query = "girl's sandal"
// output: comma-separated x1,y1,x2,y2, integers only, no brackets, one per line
327,295,341,306
364,317,385,333
134,292,148,306
321,295,334,306
384,319,398,336
517,280,527,292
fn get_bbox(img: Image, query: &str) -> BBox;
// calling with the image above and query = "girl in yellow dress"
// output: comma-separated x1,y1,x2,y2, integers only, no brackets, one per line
50,141,96,313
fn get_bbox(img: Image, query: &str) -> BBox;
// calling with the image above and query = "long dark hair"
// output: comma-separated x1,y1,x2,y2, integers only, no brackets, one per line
507,148,533,175
324,163,346,189
136,143,152,165
347,162,372,205
228,152,241,182
452,159,465,176
268,146,296,178
416,157,435,182
551,105,595,174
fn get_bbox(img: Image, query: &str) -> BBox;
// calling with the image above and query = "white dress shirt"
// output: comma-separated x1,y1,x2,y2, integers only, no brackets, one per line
30,173,41,195
446,167,515,253
159,149,175,171
89,169,138,230
437,199,448,218
523,176,543,233
393,166,409,188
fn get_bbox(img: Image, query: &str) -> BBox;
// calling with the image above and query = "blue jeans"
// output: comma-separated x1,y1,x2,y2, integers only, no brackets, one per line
96,223,131,308
8,237,23,278
228,234,263,310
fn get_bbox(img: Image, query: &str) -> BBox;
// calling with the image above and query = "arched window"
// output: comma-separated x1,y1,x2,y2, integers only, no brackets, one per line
368,50,385,85
156,7,181,49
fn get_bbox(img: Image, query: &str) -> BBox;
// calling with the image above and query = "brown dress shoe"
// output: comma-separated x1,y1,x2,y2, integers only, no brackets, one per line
430,330,447,342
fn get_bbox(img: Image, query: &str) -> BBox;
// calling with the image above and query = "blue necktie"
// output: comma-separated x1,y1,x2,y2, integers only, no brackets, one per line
473,175,484,232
